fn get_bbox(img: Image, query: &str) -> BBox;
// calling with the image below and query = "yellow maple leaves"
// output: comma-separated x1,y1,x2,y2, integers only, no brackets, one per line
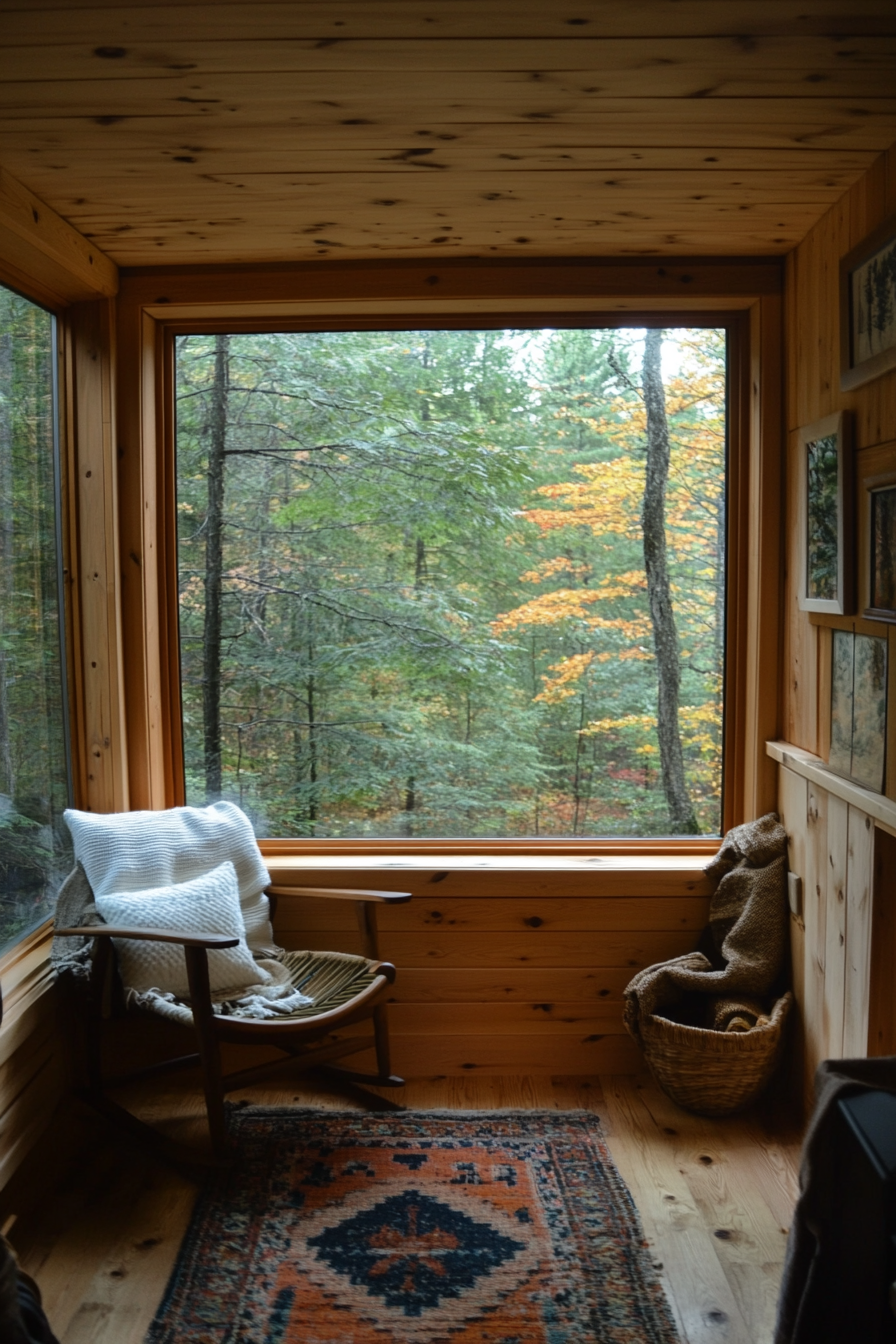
536,652,595,703
523,457,645,541
492,574,650,639
493,332,725,712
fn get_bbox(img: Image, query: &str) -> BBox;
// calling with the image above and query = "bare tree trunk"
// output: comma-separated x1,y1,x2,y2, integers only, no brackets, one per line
642,329,698,834
0,328,16,796
414,537,427,589
714,483,726,687
307,652,317,831
203,333,228,798
402,777,416,836
572,689,587,834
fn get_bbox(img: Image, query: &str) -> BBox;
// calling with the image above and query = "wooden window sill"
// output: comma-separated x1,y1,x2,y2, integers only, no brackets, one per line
262,852,714,874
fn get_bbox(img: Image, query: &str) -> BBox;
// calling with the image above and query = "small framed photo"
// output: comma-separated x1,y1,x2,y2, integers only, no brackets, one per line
841,212,896,392
797,411,852,615
829,628,887,794
858,440,896,623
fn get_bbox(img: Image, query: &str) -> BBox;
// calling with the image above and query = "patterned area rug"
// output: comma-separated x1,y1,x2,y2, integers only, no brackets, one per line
148,1108,680,1344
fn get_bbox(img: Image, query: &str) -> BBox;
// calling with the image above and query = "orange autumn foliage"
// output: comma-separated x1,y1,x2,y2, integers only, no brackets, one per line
493,333,725,758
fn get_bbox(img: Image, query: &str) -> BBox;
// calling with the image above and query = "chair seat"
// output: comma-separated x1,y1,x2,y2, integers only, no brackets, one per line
230,948,381,1022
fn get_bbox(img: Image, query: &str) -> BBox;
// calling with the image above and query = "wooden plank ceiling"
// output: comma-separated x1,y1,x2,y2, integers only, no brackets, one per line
0,1,895,266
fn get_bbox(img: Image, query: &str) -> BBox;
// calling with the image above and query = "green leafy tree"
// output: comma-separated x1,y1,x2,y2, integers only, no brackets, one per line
176,326,726,838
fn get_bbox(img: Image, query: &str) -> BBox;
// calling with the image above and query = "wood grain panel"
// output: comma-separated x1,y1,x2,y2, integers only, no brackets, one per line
779,142,896,1098
0,1050,65,1192
3,36,896,82
80,219,815,267
1,8,894,263
389,967,635,1002
0,949,66,1192
1,74,893,117
601,1075,762,1344
742,292,783,820
278,928,698,967
778,763,807,1099
842,807,875,1058
370,1032,641,1075
0,166,116,302
265,863,714,899
273,894,710,933
120,258,784,309
821,794,848,1059
10,144,878,175
67,300,129,814
5,2,896,41
4,116,890,156
387,1002,625,1034
802,782,828,1094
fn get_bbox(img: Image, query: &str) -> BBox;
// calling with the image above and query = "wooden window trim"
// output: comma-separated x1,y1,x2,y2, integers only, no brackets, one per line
0,920,55,1019
115,257,783,856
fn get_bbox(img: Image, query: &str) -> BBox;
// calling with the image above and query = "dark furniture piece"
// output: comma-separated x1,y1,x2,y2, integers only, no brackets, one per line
827,1090,896,1344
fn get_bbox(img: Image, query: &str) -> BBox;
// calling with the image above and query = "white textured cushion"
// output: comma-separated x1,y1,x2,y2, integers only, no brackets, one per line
94,862,268,997
64,800,274,952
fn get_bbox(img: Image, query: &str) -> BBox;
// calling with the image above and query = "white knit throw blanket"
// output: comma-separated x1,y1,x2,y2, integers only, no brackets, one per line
61,802,313,1019
126,957,312,1026
64,800,275,949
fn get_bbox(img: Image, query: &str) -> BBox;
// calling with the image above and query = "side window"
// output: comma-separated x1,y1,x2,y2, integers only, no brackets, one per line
0,283,71,953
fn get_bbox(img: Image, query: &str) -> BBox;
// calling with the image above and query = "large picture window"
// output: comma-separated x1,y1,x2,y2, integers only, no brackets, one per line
175,326,726,839
0,282,71,952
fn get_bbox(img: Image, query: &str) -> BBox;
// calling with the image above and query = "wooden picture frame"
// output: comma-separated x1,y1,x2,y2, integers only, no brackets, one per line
797,411,852,615
816,615,896,802
858,440,896,624
840,212,896,392
827,628,888,795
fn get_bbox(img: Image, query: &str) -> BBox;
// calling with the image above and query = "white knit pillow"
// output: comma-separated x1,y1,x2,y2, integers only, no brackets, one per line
64,801,275,952
94,861,270,997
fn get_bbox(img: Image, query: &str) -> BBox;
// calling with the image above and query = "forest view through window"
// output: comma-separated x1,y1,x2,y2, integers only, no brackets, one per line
0,283,71,952
175,326,726,839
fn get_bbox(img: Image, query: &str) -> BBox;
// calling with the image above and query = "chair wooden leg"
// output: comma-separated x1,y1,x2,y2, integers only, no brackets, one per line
373,1003,403,1085
325,1005,404,1089
184,947,228,1159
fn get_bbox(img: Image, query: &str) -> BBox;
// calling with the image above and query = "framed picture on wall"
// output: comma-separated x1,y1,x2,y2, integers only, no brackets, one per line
858,440,896,623
797,411,853,615
828,628,888,794
841,212,896,392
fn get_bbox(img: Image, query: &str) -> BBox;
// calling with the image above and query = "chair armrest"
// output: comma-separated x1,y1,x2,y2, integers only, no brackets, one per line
265,885,410,961
54,926,240,950
266,885,411,905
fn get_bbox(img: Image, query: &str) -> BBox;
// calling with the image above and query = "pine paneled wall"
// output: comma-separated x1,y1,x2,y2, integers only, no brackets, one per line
265,862,713,1075
781,142,896,1103
0,926,66,1193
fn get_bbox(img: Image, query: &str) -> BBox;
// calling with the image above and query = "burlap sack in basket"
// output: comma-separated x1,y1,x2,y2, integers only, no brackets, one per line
624,812,790,1115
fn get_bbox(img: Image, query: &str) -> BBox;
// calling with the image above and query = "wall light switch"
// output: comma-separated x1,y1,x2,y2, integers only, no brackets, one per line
788,871,803,919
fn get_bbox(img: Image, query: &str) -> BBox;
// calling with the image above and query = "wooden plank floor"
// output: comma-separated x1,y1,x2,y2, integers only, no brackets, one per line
3,1070,802,1344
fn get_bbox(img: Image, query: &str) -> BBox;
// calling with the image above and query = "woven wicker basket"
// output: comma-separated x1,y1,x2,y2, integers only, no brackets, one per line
638,991,793,1117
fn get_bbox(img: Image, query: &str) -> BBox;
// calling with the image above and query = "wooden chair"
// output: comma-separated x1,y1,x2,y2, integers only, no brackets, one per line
55,883,410,1165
